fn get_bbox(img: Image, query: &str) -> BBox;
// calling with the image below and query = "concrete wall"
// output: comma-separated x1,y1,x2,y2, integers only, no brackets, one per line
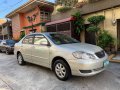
23,7,41,34
11,7,41,40
11,14,21,40
82,7,120,50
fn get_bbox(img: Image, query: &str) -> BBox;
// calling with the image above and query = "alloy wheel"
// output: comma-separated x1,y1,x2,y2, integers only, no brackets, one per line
55,63,66,78
18,54,23,64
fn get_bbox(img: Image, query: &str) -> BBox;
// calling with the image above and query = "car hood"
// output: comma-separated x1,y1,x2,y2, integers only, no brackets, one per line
58,43,103,54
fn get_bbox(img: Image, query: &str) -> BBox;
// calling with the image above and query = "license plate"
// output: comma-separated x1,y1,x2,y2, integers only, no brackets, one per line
103,60,109,67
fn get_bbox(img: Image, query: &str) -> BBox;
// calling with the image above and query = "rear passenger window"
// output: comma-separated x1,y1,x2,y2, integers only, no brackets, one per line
22,35,34,44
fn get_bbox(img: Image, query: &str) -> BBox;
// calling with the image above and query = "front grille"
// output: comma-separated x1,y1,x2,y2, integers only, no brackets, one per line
95,50,105,58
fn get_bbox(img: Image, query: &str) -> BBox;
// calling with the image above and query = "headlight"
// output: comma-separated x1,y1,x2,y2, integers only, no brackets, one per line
72,51,96,60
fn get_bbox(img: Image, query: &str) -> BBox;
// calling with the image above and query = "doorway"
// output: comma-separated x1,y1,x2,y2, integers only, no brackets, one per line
117,19,120,51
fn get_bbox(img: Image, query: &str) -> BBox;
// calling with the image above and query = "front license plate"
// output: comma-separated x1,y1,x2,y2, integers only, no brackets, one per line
103,60,109,67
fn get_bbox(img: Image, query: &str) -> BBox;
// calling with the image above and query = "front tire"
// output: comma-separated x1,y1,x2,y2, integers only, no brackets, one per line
17,53,25,65
53,60,71,81
5,49,10,55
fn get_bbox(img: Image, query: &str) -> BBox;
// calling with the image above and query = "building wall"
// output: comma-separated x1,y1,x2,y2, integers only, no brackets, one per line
23,7,41,34
11,7,41,40
11,14,21,40
82,7,120,49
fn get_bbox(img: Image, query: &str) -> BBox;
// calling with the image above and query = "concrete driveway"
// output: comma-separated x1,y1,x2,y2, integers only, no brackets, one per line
0,53,120,90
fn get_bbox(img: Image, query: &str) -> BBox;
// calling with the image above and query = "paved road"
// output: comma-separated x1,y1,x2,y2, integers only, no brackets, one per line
0,53,120,90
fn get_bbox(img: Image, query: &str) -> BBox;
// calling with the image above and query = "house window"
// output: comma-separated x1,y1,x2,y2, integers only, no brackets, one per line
57,22,71,31
40,11,51,21
46,24,56,32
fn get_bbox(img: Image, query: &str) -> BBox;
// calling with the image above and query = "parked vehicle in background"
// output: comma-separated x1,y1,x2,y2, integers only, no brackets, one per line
0,40,2,43
14,32,109,81
0,40,16,54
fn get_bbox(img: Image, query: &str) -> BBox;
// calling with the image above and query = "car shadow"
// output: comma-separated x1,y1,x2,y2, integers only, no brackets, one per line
22,62,111,82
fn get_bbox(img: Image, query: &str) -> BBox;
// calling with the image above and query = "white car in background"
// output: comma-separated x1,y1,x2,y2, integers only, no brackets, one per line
14,32,109,81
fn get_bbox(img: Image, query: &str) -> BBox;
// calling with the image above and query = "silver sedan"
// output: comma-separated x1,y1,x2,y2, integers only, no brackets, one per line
14,32,109,81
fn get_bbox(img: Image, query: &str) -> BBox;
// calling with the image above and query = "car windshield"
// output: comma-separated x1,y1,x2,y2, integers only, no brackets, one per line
6,40,15,45
48,33,80,45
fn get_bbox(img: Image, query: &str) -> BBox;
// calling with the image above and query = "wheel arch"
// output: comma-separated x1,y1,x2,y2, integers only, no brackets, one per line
17,51,21,58
51,56,71,73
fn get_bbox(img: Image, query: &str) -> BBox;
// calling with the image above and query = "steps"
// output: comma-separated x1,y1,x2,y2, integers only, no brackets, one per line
109,54,120,63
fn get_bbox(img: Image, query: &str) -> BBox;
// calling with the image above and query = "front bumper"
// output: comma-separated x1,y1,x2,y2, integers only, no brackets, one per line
68,57,109,76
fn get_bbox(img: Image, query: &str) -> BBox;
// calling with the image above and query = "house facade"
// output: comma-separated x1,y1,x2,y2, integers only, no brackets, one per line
6,0,54,40
0,19,12,40
0,19,6,40
46,0,120,51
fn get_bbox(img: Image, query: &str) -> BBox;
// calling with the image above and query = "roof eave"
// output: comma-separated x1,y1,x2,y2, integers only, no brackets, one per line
6,0,54,18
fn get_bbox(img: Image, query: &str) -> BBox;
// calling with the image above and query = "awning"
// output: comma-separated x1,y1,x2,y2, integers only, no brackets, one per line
46,17,74,26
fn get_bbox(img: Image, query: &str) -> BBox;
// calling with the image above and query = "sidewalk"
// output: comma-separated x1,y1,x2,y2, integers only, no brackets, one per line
0,78,12,90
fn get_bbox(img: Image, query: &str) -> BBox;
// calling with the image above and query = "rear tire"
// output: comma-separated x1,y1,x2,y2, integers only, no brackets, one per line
53,60,71,81
17,53,26,65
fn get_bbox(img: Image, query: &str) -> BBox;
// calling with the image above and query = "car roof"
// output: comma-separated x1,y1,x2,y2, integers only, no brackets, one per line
28,32,60,36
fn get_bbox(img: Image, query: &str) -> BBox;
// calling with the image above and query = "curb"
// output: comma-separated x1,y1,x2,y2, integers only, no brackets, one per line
109,54,120,63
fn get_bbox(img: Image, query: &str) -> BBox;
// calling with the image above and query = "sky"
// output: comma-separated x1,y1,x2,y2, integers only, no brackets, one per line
0,0,55,18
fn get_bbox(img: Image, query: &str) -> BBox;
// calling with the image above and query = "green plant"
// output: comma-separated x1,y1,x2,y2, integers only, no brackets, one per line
87,15,105,26
57,7,72,13
20,31,25,40
98,30,114,49
72,12,85,35
87,15,105,44
87,26,100,32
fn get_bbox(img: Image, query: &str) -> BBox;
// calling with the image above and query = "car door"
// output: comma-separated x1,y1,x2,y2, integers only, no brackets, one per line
32,34,50,67
21,35,34,63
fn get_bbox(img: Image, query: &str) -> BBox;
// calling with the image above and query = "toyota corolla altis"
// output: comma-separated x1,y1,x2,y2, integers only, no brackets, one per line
14,32,109,81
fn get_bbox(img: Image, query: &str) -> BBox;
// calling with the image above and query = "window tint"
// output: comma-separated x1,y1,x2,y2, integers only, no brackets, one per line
34,35,48,45
48,33,79,45
22,35,34,44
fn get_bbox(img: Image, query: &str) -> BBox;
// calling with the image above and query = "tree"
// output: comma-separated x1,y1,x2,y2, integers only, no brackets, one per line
98,30,114,49
87,15,105,44
72,12,85,35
